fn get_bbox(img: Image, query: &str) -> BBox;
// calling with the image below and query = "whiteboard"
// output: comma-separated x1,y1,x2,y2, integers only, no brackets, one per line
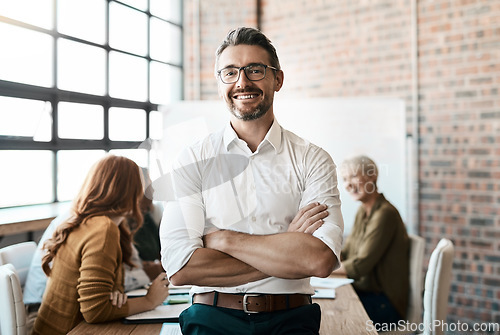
157,97,407,234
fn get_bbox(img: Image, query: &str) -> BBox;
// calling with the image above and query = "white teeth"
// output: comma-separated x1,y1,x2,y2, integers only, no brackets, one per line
235,94,257,99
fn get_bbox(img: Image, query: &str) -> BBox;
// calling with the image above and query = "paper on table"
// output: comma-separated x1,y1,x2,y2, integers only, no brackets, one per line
310,277,354,289
123,302,190,323
312,288,336,299
160,322,182,335
126,286,191,297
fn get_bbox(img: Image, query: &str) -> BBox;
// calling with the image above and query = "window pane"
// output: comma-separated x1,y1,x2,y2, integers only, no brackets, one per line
109,149,148,168
57,39,106,95
0,22,53,87
117,0,148,11
57,0,106,44
109,51,148,101
150,61,182,105
0,151,53,208
149,110,163,140
150,18,182,65
0,0,53,30
57,150,105,201
150,0,182,24
109,107,146,141
0,96,52,140
109,2,148,56
58,102,104,139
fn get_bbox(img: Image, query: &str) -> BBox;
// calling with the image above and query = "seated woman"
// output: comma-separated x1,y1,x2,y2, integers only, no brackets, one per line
33,155,169,335
335,155,409,325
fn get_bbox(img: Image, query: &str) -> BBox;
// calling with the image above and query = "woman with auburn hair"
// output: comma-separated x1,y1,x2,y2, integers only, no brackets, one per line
33,155,169,335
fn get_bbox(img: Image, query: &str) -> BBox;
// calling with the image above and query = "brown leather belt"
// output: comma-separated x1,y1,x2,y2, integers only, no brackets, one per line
192,292,312,313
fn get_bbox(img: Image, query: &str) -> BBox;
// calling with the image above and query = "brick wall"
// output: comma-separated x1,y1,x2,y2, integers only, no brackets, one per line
183,0,500,329
417,0,500,328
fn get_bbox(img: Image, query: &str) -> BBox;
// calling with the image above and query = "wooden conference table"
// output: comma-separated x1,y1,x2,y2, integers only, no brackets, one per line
68,281,377,335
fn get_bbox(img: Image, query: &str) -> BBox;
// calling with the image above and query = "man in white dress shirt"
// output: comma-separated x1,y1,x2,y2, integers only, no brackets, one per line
160,27,344,334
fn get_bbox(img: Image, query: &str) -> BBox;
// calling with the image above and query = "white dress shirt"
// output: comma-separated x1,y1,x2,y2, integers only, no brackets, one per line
160,120,344,295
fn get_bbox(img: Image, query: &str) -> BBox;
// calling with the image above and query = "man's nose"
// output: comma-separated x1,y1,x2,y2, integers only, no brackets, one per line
235,68,251,87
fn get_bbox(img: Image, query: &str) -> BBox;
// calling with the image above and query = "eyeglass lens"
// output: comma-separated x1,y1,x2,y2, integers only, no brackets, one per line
220,64,266,83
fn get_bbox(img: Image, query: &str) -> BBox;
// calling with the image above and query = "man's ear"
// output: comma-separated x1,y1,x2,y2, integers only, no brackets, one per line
275,70,284,92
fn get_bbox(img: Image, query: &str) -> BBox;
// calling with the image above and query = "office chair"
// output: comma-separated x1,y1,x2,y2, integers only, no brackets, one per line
0,241,37,288
0,264,27,335
406,234,425,325
422,238,454,335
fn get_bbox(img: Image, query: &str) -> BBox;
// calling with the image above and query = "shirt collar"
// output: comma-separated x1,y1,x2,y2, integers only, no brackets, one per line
223,119,282,153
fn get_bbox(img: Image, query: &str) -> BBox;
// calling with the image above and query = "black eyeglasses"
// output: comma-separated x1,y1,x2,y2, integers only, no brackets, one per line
217,64,278,84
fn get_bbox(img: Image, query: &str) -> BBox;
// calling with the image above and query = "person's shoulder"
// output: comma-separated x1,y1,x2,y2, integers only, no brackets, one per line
373,196,404,223
378,195,401,213
83,216,118,235
281,126,334,164
280,126,311,147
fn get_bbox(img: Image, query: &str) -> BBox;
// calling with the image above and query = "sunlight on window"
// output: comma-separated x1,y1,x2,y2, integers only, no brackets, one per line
0,0,182,208
109,107,146,141
58,39,107,95
109,51,148,101
150,0,182,24
118,0,148,11
150,62,182,105
109,149,148,168
149,111,163,140
58,102,104,140
0,151,54,208
0,0,53,29
150,18,182,65
57,0,106,44
57,150,106,201
109,2,148,56
0,96,51,138
0,22,53,87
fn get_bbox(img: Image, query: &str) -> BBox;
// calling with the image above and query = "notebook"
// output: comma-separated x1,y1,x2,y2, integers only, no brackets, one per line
160,323,182,335
122,302,191,324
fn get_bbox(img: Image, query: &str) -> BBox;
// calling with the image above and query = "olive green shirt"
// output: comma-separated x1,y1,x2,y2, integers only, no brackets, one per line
341,194,409,319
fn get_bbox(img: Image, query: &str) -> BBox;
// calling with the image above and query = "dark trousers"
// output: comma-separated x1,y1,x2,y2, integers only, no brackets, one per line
356,290,402,325
179,303,321,335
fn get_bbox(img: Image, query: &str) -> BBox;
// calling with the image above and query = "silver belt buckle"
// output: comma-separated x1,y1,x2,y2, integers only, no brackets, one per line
243,293,261,313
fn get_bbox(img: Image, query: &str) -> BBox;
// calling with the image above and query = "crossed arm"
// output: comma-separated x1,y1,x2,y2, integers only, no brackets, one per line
169,203,337,287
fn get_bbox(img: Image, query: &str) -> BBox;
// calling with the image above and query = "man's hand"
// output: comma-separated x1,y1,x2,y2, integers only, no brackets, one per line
288,202,329,234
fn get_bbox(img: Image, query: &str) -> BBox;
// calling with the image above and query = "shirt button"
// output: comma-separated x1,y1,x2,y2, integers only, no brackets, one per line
251,216,256,222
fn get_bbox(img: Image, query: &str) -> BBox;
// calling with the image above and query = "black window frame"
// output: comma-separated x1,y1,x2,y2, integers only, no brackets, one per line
0,0,183,208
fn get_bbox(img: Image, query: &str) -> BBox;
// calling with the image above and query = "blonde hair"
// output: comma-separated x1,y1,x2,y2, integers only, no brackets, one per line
42,155,144,275
341,155,379,181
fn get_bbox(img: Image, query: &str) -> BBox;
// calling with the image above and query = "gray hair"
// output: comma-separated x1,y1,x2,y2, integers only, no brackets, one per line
215,27,281,73
341,155,379,181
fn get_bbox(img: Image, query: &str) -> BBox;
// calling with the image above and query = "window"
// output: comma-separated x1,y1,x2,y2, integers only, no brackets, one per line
0,0,183,208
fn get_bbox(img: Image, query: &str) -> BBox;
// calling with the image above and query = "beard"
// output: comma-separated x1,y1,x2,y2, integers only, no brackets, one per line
227,92,273,121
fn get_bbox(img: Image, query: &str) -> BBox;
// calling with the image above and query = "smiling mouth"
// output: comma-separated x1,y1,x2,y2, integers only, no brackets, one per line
233,93,259,100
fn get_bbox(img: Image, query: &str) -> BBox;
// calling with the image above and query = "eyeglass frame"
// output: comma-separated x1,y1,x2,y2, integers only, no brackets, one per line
216,63,279,84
